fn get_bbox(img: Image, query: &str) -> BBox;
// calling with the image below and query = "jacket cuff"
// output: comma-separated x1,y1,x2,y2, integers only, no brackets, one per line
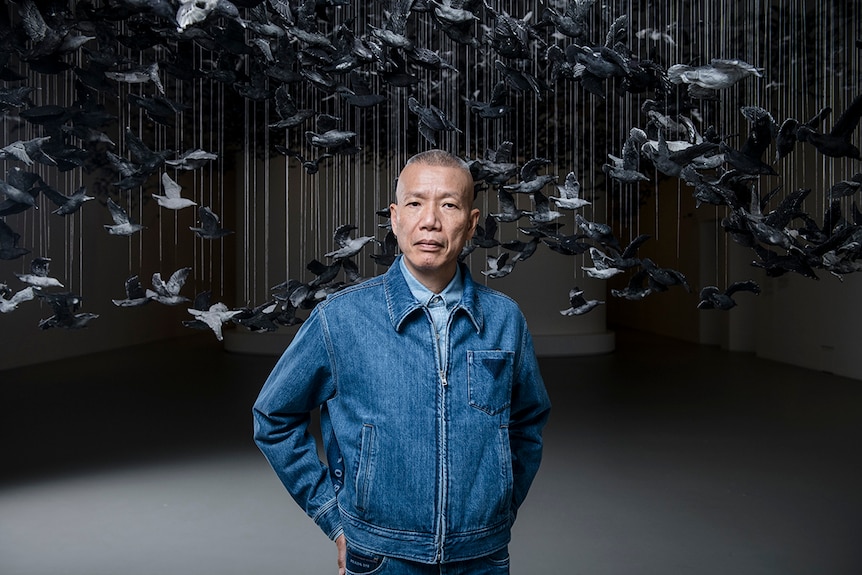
314,497,343,541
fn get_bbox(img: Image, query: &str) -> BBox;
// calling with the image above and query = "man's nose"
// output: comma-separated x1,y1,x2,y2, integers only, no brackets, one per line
419,205,441,229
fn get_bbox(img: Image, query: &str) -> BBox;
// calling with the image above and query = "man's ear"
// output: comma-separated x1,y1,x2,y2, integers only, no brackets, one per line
389,202,399,234
469,207,480,234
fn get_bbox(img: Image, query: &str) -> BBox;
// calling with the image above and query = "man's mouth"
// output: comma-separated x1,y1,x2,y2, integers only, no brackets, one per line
416,239,443,247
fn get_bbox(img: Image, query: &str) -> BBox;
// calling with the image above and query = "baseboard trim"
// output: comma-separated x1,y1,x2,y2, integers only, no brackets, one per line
224,329,615,357
532,331,616,356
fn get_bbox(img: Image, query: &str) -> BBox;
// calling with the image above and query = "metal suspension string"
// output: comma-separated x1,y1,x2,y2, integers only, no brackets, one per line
261,92,270,303
136,41,146,275
251,98,261,302
213,52,225,298
823,0,835,233
243,87,252,304
284,95,294,286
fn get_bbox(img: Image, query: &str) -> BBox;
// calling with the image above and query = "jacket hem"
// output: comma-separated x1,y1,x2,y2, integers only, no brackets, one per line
340,507,512,564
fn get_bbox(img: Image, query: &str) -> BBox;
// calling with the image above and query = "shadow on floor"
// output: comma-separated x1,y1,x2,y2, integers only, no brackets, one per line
2,329,862,573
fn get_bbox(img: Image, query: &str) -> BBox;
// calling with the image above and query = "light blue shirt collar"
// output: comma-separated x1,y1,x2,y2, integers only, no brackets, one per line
398,257,463,311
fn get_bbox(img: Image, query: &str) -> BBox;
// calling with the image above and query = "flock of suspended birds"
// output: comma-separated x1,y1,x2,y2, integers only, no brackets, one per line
0,0,861,341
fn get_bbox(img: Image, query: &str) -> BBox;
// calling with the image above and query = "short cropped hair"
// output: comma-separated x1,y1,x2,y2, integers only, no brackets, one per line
403,149,470,172
395,150,475,202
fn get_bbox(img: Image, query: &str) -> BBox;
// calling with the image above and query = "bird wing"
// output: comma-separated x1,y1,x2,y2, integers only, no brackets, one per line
191,290,212,312
803,106,832,128
5,166,42,193
829,94,862,139
725,280,761,296
698,285,720,298
10,286,36,305
620,233,651,259
520,157,551,181
710,58,762,77
669,268,690,290
188,308,227,338
483,213,498,240
568,287,587,307
273,83,299,118
532,189,553,214
0,141,33,164
491,252,509,270
382,230,398,253
166,267,192,296
124,127,155,164
384,0,415,33
198,206,220,231
332,224,357,247
0,218,22,248
496,188,518,214
561,171,580,199
161,172,182,199
492,141,514,163
316,113,343,133
107,198,130,225
348,70,375,96
621,130,644,170
19,0,50,43
489,80,508,106
739,107,775,160
125,275,147,299
151,272,168,296
626,267,649,290
566,0,595,19
774,117,799,157
41,184,69,207
697,286,719,308
588,247,614,270
604,14,628,48
106,151,138,177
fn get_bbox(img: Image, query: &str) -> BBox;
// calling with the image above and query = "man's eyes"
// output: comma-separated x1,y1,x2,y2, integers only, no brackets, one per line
405,201,460,209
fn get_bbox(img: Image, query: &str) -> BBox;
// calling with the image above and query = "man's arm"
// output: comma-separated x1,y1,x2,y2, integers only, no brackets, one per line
508,327,552,515
252,309,344,540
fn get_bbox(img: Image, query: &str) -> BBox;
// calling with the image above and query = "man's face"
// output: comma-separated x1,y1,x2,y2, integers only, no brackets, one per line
390,163,480,290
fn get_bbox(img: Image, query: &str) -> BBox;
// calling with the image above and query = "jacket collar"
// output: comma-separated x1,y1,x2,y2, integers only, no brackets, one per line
384,255,483,334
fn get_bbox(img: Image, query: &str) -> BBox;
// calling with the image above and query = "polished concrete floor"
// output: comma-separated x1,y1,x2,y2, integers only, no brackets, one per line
1,329,861,574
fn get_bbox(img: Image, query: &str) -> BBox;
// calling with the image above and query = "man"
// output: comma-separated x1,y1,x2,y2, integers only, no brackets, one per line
253,150,551,574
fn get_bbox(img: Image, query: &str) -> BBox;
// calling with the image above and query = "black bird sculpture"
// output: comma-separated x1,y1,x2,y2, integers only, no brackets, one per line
190,206,234,239
697,280,761,310
795,94,862,160
0,218,31,260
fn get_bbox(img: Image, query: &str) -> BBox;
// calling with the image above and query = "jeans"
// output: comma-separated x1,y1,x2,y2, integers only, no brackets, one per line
346,546,510,575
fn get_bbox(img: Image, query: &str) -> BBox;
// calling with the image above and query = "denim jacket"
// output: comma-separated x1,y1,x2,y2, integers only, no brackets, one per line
253,257,551,563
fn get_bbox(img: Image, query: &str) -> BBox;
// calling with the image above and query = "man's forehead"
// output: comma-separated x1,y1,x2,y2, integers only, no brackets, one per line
400,187,463,198
396,164,473,198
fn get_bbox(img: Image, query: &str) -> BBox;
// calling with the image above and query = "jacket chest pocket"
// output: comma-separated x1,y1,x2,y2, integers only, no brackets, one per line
467,350,514,415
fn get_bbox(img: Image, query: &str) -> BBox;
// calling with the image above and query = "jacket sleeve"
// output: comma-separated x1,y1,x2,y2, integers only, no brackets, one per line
252,308,343,540
508,324,552,516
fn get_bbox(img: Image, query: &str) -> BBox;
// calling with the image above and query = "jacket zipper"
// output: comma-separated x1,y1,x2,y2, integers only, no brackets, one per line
436,369,448,563
430,309,449,563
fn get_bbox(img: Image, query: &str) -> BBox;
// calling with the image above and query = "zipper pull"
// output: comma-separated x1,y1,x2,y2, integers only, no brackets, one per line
440,370,447,387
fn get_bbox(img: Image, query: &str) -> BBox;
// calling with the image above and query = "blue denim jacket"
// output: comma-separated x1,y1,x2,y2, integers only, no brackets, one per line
253,257,551,564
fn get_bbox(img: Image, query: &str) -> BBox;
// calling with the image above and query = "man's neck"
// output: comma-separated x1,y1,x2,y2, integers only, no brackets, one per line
400,259,456,294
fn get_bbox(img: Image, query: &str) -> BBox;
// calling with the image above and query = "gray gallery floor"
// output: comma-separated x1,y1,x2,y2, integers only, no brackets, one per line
2,328,861,574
